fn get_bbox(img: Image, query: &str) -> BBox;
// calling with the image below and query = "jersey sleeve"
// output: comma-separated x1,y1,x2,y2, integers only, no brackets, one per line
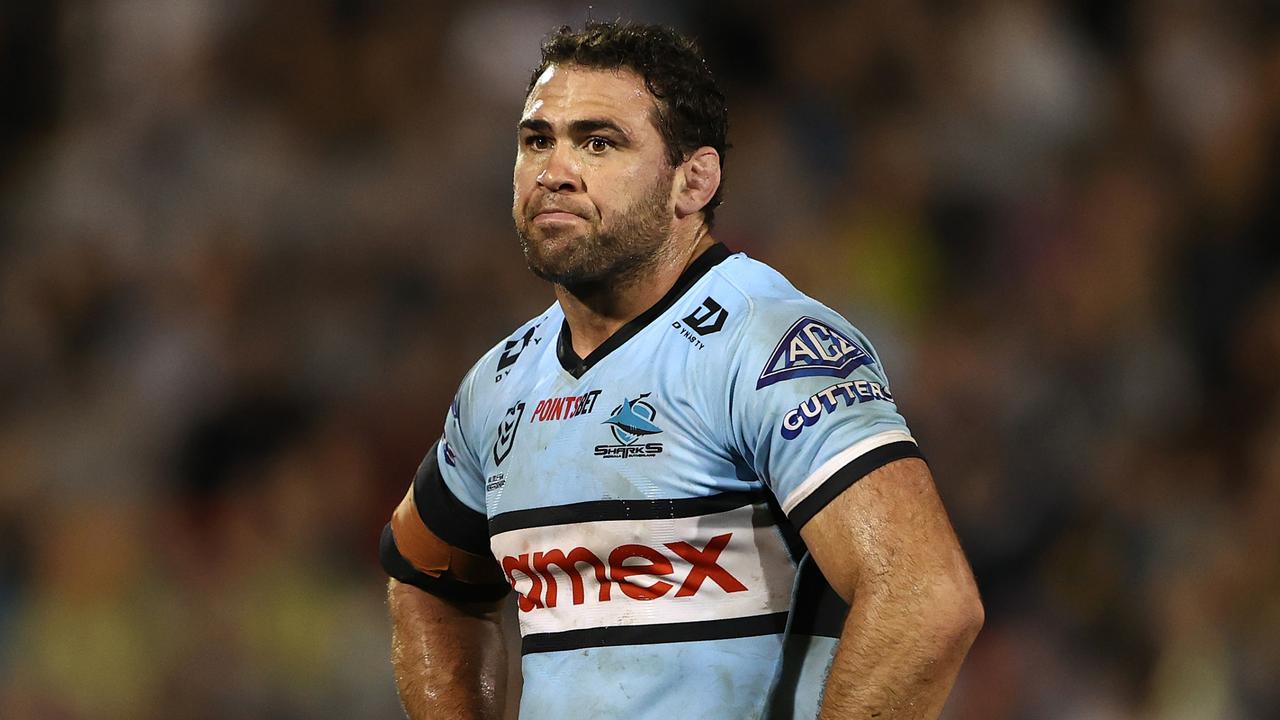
379,368,510,602
727,303,923,529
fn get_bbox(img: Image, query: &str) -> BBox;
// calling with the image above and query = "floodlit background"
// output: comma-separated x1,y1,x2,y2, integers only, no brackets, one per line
2,1,1279,718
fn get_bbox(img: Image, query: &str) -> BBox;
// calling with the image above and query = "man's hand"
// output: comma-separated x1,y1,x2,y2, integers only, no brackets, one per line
800,457,983,719
388,579,508,720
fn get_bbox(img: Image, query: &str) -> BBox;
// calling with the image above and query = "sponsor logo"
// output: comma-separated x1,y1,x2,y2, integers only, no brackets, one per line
492,402,525,466
683,296,728,335
501,533,747,612
780,379,894,440
496,323,542,382
442,439,458,467
671,297,728,350
594,394,664,459
530,390,602,423
756,317,873,389
671,320,706,350
485,473,506,491
490,505,798,636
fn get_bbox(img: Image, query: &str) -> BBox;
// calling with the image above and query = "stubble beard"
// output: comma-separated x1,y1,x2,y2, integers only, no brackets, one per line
515,172,674,292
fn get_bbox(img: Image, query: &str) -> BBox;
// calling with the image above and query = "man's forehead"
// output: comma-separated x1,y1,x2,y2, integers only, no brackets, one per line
522,64,655,122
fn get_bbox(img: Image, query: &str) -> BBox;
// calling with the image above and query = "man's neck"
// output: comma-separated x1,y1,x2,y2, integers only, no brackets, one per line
556,231,717,360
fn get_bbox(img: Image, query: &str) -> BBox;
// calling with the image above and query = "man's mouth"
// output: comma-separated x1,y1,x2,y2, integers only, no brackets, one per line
533,210,584,222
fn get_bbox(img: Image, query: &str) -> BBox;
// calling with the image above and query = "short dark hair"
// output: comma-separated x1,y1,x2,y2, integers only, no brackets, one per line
527,22,728,227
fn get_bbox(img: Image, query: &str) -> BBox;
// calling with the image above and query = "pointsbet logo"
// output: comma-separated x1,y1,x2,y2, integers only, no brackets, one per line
501,533,747,612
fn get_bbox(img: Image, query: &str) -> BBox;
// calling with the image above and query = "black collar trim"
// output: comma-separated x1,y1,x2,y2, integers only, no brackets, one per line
557,243,733,378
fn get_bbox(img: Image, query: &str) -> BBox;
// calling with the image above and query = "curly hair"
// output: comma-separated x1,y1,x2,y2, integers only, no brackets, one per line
527,22,729,228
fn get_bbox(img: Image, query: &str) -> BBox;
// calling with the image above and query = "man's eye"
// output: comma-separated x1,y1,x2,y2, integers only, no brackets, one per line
525,136,551,150
585,137,612,153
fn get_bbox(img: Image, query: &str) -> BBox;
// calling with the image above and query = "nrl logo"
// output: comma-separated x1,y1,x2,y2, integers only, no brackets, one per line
756,317,873,389
492,401,525,466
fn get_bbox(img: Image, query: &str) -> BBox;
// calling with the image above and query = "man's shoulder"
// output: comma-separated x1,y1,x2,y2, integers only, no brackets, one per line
707,252,881,391
712,252,852,339
458,303,562,395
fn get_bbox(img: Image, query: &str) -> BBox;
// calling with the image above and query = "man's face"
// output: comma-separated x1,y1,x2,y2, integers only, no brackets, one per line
513,64,676,287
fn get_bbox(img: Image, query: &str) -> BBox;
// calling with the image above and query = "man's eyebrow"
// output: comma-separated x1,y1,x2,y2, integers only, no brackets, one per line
568,119,629,137
516,118,630,138
518,118,552,133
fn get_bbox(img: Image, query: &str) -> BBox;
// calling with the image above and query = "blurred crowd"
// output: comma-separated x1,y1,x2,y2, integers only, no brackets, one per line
2,1,1278,718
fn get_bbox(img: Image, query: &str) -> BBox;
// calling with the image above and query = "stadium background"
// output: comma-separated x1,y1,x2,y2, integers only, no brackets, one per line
2,1,1278,718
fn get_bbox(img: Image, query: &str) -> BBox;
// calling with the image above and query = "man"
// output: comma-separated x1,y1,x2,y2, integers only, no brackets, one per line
380,22,982,719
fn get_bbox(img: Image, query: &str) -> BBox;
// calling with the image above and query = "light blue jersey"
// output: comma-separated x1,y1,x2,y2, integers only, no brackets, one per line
381,244,922,718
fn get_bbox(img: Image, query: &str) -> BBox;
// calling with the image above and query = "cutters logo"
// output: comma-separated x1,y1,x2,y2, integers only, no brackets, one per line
492,402,525,466
496,323,541,383
501,533,747,612
757,317,873,389
594,394,664,459
780,380,894,439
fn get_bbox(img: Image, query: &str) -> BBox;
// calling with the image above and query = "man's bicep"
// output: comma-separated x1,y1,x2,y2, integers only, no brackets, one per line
798,457,973,603
380,439,511,603
380,490,510,602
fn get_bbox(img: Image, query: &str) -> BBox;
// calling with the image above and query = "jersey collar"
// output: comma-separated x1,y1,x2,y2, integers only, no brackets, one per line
557,243,733,378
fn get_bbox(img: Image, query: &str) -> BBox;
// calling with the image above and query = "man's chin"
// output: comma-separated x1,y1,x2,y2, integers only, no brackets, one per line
525,256,606,287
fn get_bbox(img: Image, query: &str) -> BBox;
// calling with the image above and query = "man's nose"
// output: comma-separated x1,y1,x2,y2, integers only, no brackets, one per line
537,145,582,192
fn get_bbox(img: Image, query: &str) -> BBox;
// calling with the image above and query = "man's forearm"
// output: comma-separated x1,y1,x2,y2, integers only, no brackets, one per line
817,584,983,719
388,579,508,720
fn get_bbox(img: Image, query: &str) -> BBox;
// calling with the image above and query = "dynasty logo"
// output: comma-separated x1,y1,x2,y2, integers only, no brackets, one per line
594,394,664,459
495,322,541,383
672,296,728,350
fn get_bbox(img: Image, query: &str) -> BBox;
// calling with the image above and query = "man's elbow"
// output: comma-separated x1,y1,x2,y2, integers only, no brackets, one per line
952,585,985,650
926,573,984,658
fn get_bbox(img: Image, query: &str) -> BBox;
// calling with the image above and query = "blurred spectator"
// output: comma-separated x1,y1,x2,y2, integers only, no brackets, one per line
2,1,1278,718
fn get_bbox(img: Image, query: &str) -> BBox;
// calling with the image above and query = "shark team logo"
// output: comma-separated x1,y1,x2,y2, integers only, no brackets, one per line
594,394,664,459
605,394,662,444
756,317,873,389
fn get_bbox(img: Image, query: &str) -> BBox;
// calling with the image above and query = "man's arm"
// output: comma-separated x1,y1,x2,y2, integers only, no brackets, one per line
800,457,983,719
388,579,507,720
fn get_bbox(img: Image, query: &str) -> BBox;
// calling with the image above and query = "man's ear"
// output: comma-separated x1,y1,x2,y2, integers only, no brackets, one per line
674,147,722,218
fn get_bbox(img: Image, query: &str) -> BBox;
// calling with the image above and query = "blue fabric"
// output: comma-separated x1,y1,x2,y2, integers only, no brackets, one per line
428,249,917,719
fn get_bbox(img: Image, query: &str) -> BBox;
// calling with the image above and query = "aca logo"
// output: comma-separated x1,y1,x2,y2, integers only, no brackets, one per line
756,317,873,389
594,394,664,459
